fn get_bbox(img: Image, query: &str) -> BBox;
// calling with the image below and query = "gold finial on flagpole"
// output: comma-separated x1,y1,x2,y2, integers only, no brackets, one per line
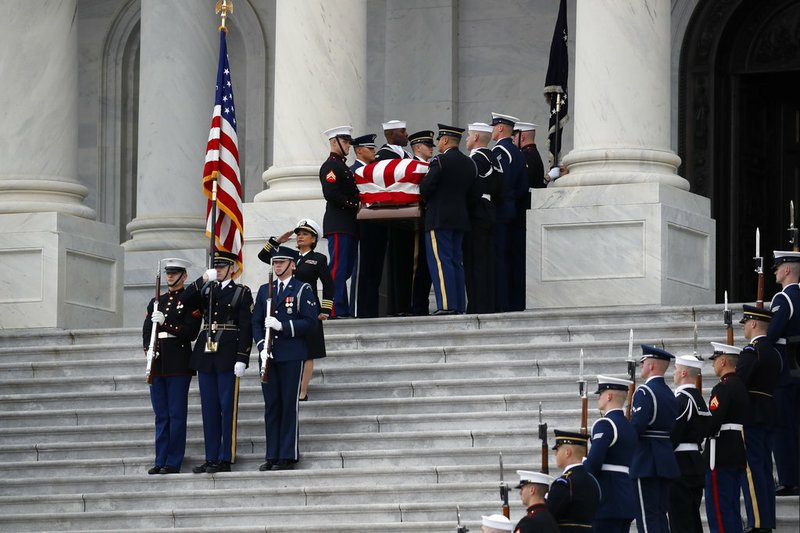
215,0,234,32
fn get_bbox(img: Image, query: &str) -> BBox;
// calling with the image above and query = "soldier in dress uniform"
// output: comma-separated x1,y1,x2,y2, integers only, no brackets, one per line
183,250,253,474
669,354,711,533
546,430,600,531
584,375,637,533
513,121,547,190
319,125,359,319
142,258,201,474
513,470,559,533
252,246,319,471
630,345,679,533
490,112,528,312
351,133,377,172
704,342,749,533
738,305,782,531
464,122,503,314
407,130,434,315
258,219,333,401
420,124,476,315
767,250,800,497
481,513,514,533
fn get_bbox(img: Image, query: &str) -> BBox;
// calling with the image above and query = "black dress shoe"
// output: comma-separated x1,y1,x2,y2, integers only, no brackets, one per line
776,485,800,496
207,460,230,473
148,465,163,475
159,466,180,474
192,461,214,474
272,460,295,471
433,309,456,316
259,460,276,471
299,394,308,402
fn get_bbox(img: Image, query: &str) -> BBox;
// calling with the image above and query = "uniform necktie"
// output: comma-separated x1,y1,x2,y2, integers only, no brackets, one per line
276,281,284,300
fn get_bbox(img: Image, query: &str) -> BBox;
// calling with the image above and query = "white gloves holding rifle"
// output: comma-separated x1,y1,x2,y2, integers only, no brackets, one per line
234,362,246,377
260,349,273,361
204,268,217,282
264,316,283,331
151,310,165,325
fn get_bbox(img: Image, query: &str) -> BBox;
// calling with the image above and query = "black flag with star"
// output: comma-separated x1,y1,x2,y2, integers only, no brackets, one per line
544,0,569,169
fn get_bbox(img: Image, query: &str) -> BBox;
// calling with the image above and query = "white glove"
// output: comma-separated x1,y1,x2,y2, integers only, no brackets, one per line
264,316,283,331
547,167,561,180
234,361,246,377
260,349,273,361
146,349,154,363
205,268,217,282
151,310,165,325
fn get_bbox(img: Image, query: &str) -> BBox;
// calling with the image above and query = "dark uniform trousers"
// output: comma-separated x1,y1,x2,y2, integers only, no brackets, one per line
143,288,201,470
354,220,388,318
630,376,679,533
183,277,253,465
704,372,748,533
410,224,432,315
669,385,711,533
425,229,466,313
252,277,318,461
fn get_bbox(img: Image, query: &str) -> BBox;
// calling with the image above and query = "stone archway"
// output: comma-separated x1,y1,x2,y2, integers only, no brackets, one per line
680,0,800,302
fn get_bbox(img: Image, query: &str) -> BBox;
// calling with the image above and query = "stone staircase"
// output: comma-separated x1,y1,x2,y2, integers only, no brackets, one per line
0,305,797,532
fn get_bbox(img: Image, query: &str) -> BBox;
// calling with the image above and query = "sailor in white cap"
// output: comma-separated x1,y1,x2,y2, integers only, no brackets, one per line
668,355,711,533
513,121,546,190
480,513,513,532
513,470,559,532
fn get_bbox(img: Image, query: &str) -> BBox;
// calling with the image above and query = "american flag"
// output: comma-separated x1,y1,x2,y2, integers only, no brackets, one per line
203,30,243,273
355,159,429,206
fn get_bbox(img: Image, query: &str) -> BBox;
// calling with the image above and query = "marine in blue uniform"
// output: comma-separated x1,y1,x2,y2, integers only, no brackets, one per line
704,342,749,533
584,375,637,533
408,130,434,316
490,112,528,312
252,246,318,471
183,251,253,474
668,354,711,533
319,125,359,318
738,305,782,530
546,430,601,532
630,345,679,533
767,250,800,497
513,470,559,533
142,258,201,474
420,124,476,315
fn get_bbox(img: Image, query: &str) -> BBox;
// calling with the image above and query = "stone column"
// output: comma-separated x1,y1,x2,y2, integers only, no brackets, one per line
528,0,715,308
0,1,123,329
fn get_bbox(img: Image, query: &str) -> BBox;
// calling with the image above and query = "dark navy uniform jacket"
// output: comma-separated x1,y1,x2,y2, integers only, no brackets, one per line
142,287,201,376
768,283,800,377
584,408,637,520
419,147,477,232
521,143,546,190
514,503,559,533
183,277,253,374
704,371,748,469
375,144,409,162
319,152,359,236
491,136,527,222
630,376,680,479
736,335,782,426
671,384,711,486
546,463,601,532
468,147,503,229
252,277,318,366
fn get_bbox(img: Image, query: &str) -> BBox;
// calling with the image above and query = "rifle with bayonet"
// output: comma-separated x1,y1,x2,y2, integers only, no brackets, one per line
499,452,510,519
205,177,219,352
755,227,764,309
260,270,274,383
625,329,635,420
724,290,733,345
145,260,162,384
538,402,549,474
579,348,588,434
456,505,469,533
693,323,703,391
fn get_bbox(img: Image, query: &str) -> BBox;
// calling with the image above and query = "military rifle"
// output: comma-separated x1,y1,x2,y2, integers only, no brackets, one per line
578,348,588,434
723,290,734,345
790,201,799,252
755,227,764,309
625,329,635,420
499,452,510,519
538,402,549,474
693,323,703,391
456,505,469,533
260,270,274,383
205,177,219,353
145,260,162,384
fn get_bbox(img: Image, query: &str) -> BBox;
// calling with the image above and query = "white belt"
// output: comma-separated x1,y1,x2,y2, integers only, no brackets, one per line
481,194,491,201
675,443,699,452
157,332,176,339
776,338,787,345
720,423,743,431
601,464,629,474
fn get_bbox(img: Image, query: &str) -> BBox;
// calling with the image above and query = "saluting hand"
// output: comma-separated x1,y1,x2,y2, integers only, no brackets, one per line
277,229,294,244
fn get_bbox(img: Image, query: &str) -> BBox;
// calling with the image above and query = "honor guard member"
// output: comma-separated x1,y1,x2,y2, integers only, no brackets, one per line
669,355,711,533
420,124,477,315
407,130,434,315
630,345,679,533
513,121,547,190
738,305,782,531
184,251,253,474
252,246,319,471
704,342,748,533
258,219,333,401
319,125,359,319
513,470,559,533
142,258,202,474
351,133,377,172
490,112,528,312
584,375,637,533
546,430,601,532
481,513,514,533
464,122,503,314
767,250,800,496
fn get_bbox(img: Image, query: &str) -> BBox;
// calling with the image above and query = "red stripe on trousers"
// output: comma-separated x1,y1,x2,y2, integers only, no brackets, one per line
330,234,339,317
711,469,725,533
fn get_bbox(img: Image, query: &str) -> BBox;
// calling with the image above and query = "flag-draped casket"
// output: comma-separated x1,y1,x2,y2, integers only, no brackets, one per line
354,159,428,219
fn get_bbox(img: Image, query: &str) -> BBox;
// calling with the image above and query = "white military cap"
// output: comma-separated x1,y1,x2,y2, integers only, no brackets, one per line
481,514,514,531
675,354,704,369
467,122,493,133
490,112,520,126
381,119,407,130
594,375,632,394
709,341,740,359
322,125,353,139
514,469,554,488
773,250,800,269
514,121,539,131
162,258,191,272
294,218,322,238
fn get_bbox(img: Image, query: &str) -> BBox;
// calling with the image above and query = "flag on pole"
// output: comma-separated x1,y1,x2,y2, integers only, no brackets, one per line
544,0,569,169
203,29,244,274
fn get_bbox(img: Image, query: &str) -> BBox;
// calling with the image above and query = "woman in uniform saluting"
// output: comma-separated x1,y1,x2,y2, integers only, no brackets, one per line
258,219,333,401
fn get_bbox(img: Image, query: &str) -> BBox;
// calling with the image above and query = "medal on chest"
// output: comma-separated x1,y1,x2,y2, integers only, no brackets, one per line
285,296,294,314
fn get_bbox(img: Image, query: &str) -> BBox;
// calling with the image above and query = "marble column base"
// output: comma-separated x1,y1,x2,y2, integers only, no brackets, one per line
0,176,94,219
123,213,208,252
255,165,324,202
0,213,123,329
560,148,690,190
527,182,715,308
